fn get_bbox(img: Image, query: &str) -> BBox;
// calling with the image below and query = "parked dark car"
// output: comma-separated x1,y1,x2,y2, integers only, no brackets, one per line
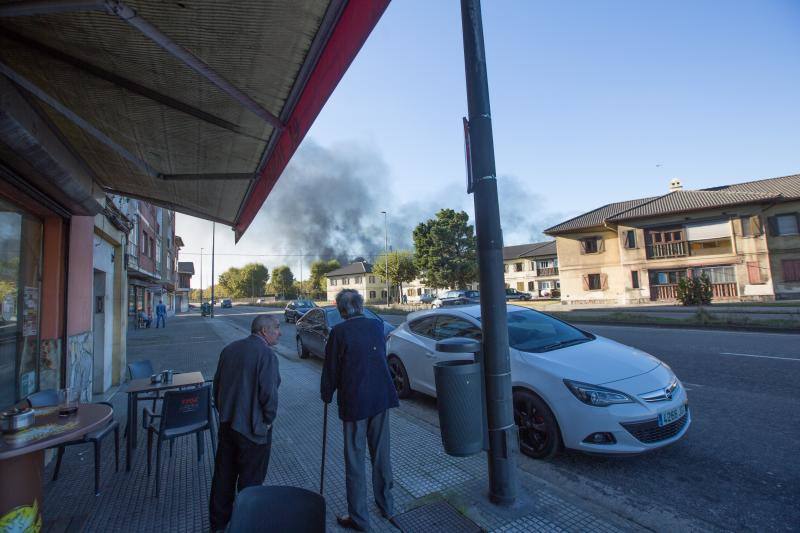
431,290,480,308
295,306,395,359
504,288,532,301
221,298,233,308
284,300,316,323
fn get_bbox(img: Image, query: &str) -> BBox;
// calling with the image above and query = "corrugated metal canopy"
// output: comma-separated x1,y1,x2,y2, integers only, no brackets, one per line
0,0,388,235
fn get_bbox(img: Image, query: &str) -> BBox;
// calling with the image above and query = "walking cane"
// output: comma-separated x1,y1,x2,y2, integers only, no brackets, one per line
320,402,328,494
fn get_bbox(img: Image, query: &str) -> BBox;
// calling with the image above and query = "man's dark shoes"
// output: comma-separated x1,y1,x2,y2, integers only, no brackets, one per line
336,515,366,531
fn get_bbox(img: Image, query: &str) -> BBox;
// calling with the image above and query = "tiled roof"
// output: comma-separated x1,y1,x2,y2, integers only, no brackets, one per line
545,174,800,234
177,262,194,275
503,241,557,260
544,197,658,234
325,261,371,277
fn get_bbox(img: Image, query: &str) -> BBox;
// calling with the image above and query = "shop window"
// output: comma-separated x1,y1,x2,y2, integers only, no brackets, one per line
0,199,43,406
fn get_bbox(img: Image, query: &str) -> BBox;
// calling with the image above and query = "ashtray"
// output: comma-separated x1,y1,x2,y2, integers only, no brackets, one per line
0,406,35,433
150,373,163,384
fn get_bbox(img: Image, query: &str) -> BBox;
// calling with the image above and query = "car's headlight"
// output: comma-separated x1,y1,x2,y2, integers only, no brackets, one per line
563,379,634,407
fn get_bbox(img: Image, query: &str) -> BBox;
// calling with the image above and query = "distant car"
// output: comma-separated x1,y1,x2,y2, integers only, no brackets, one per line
419,293,436,304
256,298,265,304
284,300,316,323
295,306,395,359
221,299,232,308
386,305,690,459
505,288,532,301
431,290,480,308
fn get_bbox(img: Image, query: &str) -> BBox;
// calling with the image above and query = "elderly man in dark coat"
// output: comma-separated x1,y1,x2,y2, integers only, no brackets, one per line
209,314,281,532
321,289,399,531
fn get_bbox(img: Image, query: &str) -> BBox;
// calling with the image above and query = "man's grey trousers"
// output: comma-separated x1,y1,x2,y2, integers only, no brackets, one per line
343,409,395,530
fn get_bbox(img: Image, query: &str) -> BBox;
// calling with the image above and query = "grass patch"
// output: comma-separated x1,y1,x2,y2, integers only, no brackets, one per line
549,310,800,331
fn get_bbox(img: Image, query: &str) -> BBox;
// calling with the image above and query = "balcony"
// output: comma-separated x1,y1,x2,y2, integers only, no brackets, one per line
651,282,738,301
536,267,559,277
647,241,688,259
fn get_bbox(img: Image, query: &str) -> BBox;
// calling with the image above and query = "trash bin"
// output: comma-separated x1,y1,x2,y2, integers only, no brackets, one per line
433,338,484,457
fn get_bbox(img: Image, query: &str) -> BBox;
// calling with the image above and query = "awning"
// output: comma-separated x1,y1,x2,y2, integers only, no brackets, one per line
0,0,389,238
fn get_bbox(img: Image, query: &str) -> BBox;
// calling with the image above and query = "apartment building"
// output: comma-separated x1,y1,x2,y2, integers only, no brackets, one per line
176,260,194,312
545,175,800,304
325,261,389,303
503,241,560,297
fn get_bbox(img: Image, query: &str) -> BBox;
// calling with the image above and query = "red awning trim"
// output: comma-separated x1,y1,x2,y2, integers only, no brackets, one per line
234,0,390,240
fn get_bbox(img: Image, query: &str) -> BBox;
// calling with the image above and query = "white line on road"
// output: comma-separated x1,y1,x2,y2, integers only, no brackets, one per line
720,352,800,362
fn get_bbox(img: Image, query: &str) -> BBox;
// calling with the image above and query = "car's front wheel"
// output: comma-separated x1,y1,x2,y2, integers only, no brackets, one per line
513,389,561,459
297,336,309,359
387,356,412,399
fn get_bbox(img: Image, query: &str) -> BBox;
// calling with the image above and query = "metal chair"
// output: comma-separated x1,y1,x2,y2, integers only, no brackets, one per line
227,486,326,533
144,385,216,497
27,390,120,496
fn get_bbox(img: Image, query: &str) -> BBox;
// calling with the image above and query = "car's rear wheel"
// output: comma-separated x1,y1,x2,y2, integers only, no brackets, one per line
297,336,309,359
388,356,412,399
513,389,561,459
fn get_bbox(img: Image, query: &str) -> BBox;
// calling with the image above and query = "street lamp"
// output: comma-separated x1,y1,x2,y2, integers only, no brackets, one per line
381,211,389,307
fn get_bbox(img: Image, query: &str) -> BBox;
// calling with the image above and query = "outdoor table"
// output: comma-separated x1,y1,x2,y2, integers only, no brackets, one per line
122,371,205,471
0,403,112,530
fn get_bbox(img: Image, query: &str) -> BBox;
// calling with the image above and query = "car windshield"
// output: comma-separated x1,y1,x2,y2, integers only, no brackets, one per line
465,291,479,298
326,307,381,327
296,301,314,308
479,308,591,353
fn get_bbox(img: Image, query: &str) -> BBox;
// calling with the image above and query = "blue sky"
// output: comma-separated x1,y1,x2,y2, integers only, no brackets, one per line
179,0,800,288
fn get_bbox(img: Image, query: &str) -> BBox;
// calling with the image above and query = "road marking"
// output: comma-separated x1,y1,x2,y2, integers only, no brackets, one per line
720,352,800,362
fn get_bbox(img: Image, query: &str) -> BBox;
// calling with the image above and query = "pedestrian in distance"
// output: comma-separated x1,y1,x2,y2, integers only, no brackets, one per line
155,299,167,328
321,289,399,531
209,314,282,532
137,308,151,328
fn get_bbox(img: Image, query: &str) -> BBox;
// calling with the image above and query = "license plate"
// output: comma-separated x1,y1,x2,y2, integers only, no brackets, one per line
657,404,686,427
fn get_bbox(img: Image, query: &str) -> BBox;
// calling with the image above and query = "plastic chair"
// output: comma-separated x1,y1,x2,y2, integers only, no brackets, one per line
27,390,120,496
227,486,326,533
144,385,215,497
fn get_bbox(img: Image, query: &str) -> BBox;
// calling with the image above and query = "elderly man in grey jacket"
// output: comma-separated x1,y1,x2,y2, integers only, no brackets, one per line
209,314,281,532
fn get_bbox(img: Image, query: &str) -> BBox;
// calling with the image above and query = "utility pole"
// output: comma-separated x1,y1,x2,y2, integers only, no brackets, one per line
300,253,304,299
381,211,389,307
210,222,215,317
200,247,204,303
461,0,518,505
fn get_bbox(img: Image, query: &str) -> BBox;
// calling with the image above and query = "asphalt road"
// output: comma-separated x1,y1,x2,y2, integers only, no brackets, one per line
211,305,799,532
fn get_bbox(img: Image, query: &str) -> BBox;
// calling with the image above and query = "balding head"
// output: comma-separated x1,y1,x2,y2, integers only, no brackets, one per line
251,314,279,334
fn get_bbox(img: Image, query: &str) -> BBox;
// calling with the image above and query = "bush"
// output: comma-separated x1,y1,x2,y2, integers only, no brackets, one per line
676,274,713,306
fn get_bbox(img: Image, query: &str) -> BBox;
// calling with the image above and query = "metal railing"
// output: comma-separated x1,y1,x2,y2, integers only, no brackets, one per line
536,267,558,277
651,282,738,300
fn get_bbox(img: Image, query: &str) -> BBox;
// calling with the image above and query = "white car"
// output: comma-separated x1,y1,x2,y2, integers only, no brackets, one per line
386,305,690,458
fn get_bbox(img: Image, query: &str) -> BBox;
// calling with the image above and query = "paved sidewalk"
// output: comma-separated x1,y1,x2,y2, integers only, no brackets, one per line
42,313,641,532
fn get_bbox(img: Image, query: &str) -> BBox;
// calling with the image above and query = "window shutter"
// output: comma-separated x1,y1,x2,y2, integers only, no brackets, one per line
579,240,587,254
600,273,609,290
747,262,762,284
767,216,778,236
582,275,590,290
620,232,627,248
598,238,605,253
751,215,763,236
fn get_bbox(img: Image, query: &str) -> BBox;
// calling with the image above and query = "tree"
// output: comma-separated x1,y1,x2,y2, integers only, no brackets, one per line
413,209,478,289
269,265,296,299
217,263,269,298
309,259,341,297
373,250,418,303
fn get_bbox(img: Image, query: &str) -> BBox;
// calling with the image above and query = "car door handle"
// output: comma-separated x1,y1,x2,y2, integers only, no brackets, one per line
425,351,435,357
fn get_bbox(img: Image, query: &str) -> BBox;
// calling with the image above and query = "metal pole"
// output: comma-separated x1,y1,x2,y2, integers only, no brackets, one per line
381,211,389,307
211,222,215,316
200,247,204,304
460,0,517,505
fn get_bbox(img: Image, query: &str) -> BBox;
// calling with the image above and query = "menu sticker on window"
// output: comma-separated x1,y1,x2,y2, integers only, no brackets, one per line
22,286,38,336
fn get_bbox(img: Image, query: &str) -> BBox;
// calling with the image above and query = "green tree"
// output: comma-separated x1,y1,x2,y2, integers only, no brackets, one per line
373,250,418,303
309,259,341,296
269,265,296,299
413,209,478,289
217,263,269,298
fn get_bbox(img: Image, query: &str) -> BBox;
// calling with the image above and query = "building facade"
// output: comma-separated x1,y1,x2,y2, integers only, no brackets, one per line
325,262,389,303
112,197,179,321
546,175,800,304
176,260,194,312
503,241,560,297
